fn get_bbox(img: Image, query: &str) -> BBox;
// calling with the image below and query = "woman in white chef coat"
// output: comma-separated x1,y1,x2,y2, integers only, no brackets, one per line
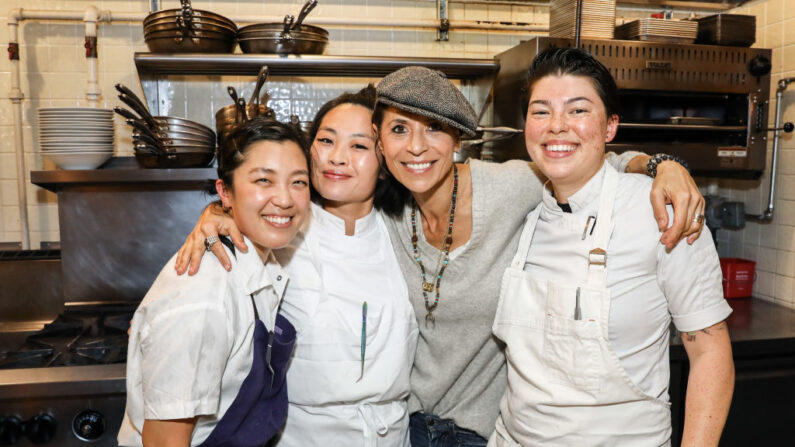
489,47,735,446
118,118,311,447
179,69,708,446
175,86,418,446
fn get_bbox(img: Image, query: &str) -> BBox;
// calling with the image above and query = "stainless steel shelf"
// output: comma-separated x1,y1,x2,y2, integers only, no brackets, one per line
134,53,500,79
619,123,748,132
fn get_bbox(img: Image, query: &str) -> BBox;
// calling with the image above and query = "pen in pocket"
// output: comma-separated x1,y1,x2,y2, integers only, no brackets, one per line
574,287,582,321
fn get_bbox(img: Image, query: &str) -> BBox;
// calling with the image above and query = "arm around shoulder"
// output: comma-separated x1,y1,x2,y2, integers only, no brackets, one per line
142,418,197,447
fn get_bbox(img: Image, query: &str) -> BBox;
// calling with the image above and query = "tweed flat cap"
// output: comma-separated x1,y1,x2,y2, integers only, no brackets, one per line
376,66,478,137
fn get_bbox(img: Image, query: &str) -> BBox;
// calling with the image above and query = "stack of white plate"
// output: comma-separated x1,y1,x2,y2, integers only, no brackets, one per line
549,0,616,40
38,108,115,169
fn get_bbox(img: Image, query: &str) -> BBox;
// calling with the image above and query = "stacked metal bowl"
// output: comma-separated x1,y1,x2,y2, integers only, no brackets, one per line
238,0,328,55
113,84,216,169
143,0,237,53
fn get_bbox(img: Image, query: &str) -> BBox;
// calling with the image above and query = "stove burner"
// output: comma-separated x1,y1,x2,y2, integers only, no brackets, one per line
0,308,133,369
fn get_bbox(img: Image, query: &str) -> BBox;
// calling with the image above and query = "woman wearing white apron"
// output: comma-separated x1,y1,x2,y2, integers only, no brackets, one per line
172,86,418,445
272,85,417,446
490,48,734,446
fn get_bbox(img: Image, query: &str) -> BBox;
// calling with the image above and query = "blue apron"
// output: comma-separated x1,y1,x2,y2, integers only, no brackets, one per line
199,292,296,447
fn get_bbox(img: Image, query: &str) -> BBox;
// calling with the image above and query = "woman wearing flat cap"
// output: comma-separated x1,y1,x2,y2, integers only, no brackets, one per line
177,65,706,446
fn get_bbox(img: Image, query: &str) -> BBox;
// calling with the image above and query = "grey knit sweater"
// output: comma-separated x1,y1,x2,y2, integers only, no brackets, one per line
383,154,636,438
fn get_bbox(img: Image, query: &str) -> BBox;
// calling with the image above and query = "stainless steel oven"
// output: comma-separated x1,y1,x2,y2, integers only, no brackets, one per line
491,37,773,179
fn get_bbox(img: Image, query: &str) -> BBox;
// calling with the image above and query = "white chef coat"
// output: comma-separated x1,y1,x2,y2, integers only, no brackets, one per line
117,236,288,446
272,203,418,447
524,163,732,400
489,163,732,446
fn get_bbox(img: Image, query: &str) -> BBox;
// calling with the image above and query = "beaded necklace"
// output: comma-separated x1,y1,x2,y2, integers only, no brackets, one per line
410,164,458,328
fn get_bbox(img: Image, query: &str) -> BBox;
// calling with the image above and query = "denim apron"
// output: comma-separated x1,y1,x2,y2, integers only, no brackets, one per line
199,293,296,447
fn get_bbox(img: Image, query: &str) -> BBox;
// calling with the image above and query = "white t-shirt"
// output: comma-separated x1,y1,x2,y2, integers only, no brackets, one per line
524,166,732,400
117,236,287,446
272,203,417,446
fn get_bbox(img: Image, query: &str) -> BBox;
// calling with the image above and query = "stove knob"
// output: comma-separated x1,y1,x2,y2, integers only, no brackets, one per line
71,410,106,442
25,413,56,444
748,55,772,77
0,416,23,445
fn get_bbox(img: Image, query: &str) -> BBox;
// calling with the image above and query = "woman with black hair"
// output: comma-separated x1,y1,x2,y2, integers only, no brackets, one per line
175,86,417,446
490,47,733,446
118,117,311,446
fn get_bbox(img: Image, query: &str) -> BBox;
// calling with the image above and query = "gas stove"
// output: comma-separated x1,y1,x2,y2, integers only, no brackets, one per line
0,305,134,446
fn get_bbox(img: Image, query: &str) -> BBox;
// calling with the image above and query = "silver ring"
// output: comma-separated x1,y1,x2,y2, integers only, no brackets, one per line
693,213,705,224
204,235,219,252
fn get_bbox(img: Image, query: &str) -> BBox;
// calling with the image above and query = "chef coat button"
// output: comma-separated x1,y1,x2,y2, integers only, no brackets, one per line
276,275,282,281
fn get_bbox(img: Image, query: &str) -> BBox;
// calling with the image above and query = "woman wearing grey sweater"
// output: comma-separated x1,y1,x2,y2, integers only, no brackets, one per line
178,67,705,446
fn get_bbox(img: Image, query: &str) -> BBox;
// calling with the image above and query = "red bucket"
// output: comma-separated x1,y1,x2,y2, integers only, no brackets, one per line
719,258,756,299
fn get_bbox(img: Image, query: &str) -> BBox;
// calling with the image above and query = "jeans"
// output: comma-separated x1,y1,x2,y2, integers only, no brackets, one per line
409,412,488,447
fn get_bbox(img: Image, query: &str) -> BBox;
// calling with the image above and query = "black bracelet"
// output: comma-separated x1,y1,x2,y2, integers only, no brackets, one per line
646,153,690,178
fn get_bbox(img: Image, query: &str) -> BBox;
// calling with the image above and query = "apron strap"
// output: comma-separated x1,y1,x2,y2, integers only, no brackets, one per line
510,205,543,269
250,293,260,321
586,164,620,288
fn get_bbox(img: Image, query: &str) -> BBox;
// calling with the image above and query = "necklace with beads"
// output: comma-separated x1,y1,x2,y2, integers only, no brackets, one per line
410,164,458,328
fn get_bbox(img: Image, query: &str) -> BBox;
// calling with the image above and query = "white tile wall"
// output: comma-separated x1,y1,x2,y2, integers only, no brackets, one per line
717,0,795,308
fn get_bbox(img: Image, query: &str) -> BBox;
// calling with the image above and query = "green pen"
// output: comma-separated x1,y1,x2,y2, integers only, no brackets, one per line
356,301,367,382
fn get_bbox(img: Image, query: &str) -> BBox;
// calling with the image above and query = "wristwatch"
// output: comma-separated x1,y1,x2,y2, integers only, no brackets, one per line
646,153,690,177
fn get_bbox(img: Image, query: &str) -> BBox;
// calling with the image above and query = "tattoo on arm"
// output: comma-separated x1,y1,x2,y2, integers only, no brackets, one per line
684,322,727,342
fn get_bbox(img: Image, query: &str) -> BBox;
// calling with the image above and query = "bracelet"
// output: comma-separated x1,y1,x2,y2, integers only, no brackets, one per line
646,153,690,178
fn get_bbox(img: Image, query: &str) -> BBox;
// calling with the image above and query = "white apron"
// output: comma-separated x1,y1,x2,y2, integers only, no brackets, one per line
276,209,417,447
489,165,671,447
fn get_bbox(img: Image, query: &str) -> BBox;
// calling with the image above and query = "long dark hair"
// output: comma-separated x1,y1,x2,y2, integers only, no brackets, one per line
307,84,399,213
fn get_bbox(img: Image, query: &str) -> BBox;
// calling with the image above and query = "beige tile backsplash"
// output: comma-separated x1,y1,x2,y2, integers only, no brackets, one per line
0,0,793,308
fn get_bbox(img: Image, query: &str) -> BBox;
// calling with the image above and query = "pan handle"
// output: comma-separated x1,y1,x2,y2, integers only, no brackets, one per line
118,93,159,130
292,0,318,30
237,97,249,122
281,14,295,40
113,106,140,122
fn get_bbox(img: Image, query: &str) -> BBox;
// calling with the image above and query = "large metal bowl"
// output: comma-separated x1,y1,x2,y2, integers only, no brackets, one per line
134,150,215,169
144,8,235,28
145,34,236,53
144,21,237,36
238,23,329,38
145,15,237,32
239,35,327,55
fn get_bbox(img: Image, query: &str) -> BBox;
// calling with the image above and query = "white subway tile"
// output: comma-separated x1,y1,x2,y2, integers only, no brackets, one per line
1,180,18,206
778,224,795,250
766,0,784,25
777,248,795,276
774,274,793,304
1,205,20,235
776,199,795,227
757,245,778,271
755,270,775,297
488,5,512,22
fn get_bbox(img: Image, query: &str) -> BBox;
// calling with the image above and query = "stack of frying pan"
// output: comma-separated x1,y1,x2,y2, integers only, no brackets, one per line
113,84,217,168
238,0,328,55
143,0,237,53
215,66,276,143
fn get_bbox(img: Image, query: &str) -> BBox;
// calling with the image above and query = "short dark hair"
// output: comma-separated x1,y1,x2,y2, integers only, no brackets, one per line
522,47,619,120
215,116,308,193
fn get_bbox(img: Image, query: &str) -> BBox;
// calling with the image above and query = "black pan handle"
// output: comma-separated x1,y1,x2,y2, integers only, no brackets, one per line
113,106,140,122
281,14,295,39
118,93,158,129
125,118,161,141
114,84,150,113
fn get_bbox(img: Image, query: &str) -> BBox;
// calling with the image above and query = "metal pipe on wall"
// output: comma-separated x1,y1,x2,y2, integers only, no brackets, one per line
6,12,30,250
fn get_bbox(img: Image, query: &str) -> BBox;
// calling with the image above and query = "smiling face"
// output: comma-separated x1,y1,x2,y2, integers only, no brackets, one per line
524,74,619,201
311,103,380,208
377,106,460,195
216,139,310,259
